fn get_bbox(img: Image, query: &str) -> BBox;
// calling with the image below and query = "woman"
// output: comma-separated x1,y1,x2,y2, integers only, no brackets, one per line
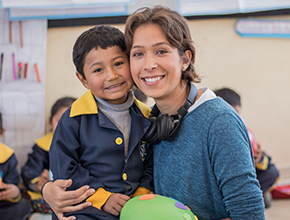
42,6,265,220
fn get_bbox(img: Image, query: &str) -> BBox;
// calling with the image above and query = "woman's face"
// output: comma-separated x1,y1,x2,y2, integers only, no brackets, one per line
130,24,186,102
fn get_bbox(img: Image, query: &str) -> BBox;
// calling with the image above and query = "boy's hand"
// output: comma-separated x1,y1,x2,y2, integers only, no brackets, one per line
102,193,130,216
36,169,50,191
42,179,95,220
0,182,20,200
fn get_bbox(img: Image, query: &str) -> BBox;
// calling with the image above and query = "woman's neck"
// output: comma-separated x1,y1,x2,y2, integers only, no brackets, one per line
155,82,189,116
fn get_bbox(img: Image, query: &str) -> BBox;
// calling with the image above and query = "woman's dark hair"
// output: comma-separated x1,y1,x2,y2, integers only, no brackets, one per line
73,25,126,78
125,5,201,83
49,97,76,124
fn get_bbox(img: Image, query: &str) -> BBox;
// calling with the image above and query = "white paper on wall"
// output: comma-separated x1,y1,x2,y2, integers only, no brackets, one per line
0,8,47,172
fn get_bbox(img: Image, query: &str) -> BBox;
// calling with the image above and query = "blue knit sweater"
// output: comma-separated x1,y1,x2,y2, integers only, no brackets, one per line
153,96,265,220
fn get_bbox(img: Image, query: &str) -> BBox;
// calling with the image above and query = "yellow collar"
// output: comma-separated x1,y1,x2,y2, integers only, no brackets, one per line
70,90,98,117
0,143,14,163
70,90,151,119
35,132,54,152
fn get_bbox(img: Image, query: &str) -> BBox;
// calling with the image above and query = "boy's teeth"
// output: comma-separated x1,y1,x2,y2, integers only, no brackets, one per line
108,83,121,89
144,77,162,82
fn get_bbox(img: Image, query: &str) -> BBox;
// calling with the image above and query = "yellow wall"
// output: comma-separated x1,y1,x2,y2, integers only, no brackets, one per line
45,15,290,170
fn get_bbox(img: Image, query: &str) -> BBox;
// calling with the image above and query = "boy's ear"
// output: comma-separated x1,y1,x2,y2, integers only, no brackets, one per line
76,72,89,90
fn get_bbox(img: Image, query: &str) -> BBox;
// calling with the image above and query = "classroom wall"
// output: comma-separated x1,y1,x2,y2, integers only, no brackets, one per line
45,15,290,173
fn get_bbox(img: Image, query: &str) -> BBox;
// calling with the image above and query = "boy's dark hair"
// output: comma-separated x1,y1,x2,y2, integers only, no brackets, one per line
49,97,76,124
214,87,241,106
125,5,201,83
73,25,126,78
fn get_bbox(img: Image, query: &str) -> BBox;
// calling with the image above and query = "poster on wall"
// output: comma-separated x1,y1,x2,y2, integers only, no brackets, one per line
0,8,47,171
235,19,290,38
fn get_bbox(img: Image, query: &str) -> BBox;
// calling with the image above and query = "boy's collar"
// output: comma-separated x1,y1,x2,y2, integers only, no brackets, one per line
70,90,152,119
70,90,98,117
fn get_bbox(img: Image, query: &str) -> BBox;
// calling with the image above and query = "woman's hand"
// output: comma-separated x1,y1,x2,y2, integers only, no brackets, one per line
0,182,20,200
42,179,95,220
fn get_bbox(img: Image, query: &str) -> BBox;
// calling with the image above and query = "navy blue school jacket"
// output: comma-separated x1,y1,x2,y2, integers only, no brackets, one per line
21,132,52,192
0,143,33,219
49,90,154,219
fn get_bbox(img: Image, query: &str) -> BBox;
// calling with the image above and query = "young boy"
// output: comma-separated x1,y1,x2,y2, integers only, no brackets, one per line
0,112,33,219
49,25,154,220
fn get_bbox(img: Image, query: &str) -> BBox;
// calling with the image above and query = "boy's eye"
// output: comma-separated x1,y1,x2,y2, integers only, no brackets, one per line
115,62,123,67
94,68,103,73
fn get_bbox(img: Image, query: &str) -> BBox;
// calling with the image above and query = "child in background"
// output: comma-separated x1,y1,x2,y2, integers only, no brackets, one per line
0,111,33,220
48,25,153,220
21,97,76,218
214,87,280,208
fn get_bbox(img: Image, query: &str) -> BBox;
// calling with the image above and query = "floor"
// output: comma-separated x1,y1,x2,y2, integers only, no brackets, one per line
265,199,290,220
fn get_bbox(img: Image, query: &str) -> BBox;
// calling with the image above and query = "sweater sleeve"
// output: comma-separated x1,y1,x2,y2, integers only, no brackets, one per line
208,113,265,220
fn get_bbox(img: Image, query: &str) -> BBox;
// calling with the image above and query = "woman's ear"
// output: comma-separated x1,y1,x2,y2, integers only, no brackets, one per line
76,72,89,90
181,50,192,70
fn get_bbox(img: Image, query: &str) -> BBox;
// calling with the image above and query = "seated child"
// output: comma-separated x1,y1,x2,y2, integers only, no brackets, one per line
48,25,154,220
21,97,76,216
0,111,33,220
214,87,280,208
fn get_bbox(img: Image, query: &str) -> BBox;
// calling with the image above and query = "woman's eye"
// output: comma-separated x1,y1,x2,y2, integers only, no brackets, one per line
132,52,143,57
157,50,167,55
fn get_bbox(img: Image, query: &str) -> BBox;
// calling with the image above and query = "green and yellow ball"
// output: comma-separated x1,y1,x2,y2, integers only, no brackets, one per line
120,194,198,220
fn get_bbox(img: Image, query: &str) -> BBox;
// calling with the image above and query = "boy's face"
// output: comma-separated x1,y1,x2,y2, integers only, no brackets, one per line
77,46,133,104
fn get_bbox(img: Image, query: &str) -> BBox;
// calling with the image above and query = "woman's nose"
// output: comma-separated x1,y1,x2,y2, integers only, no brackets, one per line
144,55,157,71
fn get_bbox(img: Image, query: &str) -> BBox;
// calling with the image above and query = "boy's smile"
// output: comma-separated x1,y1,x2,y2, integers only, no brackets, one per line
77,46,133,105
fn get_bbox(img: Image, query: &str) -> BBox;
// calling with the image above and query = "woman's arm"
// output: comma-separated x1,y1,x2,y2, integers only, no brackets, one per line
42,179,94,220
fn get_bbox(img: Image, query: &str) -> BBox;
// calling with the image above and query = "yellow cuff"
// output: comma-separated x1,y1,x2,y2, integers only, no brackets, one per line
27,190,42,200
255,155,269,170
7,193,21,203
132,186,150,197
86,188,113,210
31,177,40,184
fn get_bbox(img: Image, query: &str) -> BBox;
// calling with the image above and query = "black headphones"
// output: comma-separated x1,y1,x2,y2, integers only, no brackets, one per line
143,83,198,144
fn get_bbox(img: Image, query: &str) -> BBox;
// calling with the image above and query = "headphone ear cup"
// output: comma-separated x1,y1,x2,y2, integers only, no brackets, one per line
157,114,175,141
143,116,159,144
